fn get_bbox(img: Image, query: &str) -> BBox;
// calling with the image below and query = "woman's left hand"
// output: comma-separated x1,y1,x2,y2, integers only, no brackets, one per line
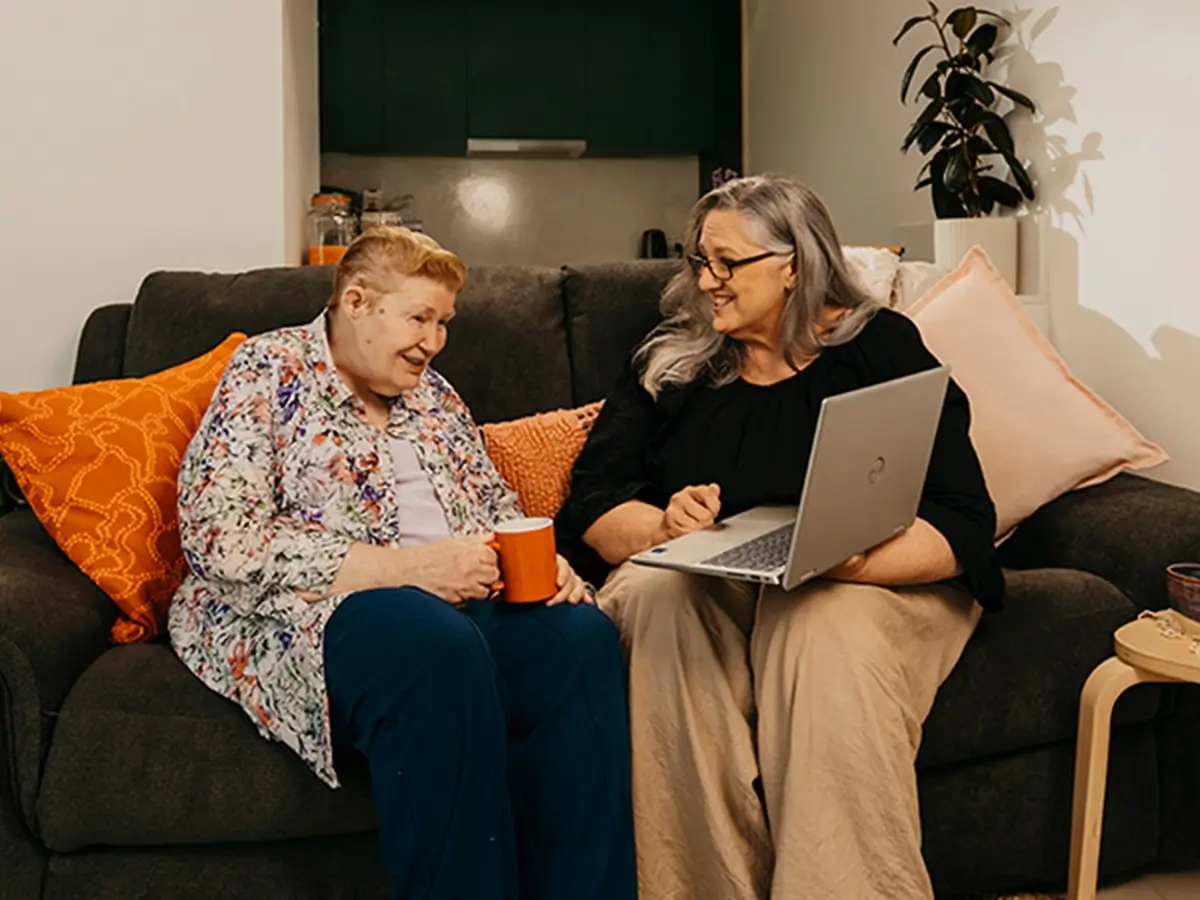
548,554,595,606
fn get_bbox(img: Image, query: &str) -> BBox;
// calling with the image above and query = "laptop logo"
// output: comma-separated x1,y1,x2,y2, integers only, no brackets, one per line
868,456,886,485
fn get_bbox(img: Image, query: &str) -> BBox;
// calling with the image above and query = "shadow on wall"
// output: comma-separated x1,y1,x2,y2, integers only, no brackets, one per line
999,5,1200,489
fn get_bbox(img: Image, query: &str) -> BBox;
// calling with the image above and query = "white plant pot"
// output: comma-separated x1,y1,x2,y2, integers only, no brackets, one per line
934,217,1019,288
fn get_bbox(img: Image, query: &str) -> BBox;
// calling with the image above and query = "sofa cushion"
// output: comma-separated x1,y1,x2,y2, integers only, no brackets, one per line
123,267,334,378
36,643,375,852
562,261,677,405
432,265,573,423
918,567,1158,770
122,264,573,423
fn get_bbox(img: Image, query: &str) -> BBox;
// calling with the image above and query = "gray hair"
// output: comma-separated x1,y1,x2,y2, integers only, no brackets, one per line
636,175,879,398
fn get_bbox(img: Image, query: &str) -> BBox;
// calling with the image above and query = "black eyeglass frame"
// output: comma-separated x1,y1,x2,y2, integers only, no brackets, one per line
686,250,788,282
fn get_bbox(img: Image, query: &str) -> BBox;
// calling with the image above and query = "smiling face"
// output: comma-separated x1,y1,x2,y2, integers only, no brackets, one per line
331,272,456,398
695,208,795,343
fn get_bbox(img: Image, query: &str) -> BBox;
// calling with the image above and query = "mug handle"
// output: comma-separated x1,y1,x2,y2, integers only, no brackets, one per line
487,539,504,598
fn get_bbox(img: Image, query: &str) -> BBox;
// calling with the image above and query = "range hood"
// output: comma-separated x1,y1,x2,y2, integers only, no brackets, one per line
466,138,587,158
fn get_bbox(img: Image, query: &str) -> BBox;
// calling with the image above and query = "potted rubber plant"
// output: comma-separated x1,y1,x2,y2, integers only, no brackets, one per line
895,3,1036,285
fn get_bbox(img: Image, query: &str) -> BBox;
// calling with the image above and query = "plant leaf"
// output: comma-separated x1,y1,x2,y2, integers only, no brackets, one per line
944,150,970,189
893,15,929,45
919,70,942,99
901,45,938,102
990,82,1036,112
927,1,941,16
953,100,986,128
932,180,967,218
966,23,999,56
1002,152,1036,199
915,176,935,190
975,8,1009,25
962,190,983,217
948,6,978,38
966,134,998,157
981,112,1014,154
962,73,995,104
918,121,954,153
946,72,993,105
902,99,945,151
978,174,1023,209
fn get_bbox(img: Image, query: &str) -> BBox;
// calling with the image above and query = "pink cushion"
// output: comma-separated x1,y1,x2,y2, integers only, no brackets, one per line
906,247,1168,538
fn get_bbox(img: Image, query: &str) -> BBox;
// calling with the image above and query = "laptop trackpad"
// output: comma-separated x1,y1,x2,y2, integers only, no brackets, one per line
640,505,797,565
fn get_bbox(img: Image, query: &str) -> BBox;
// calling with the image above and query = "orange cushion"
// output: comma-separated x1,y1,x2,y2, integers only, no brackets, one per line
906,248,1167,537
483,402,604,519
0,334,246,643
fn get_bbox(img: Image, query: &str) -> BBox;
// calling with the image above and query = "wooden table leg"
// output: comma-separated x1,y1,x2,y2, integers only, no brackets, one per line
1067,657,1161,900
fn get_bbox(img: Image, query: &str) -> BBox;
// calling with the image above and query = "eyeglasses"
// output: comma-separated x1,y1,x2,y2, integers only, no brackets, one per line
686,250,786,283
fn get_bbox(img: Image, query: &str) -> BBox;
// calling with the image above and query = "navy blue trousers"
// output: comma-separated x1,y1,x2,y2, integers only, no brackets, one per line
323,587,637,900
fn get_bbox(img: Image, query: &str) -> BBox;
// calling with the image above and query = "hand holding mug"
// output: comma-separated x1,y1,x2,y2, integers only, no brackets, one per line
412,535,501,604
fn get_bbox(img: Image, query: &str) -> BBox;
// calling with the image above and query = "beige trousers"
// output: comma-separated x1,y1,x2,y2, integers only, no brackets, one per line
599,563,982,900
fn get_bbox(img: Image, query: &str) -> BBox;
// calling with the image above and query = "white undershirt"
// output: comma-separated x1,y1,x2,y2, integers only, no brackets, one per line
388,437,452,548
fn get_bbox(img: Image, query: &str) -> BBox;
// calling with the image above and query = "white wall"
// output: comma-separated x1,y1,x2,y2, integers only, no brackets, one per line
283,0,321,266
0,0,319,392
747,0,1200,490
746,0,930,250
322,154,699,267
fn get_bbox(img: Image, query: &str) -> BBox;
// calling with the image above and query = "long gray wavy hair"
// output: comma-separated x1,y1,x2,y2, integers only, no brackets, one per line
636,175,879,398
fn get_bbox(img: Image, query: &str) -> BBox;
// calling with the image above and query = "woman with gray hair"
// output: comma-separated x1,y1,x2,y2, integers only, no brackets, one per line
557,175,1003,900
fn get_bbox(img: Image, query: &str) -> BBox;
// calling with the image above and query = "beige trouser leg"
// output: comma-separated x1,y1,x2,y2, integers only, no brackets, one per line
600,563,981,900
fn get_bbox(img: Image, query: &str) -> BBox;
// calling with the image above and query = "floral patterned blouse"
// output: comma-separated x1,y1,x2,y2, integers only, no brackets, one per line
168,313,523,787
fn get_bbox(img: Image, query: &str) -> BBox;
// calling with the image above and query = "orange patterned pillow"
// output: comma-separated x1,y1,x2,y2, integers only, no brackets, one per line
0,334,246,643
483,402,604,519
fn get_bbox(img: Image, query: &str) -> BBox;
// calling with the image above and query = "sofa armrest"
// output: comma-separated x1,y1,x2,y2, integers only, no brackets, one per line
1000,474,1200,612
72,302,131,385
0,510,115,836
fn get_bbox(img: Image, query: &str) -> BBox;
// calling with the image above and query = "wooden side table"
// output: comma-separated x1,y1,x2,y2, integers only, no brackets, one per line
1067,612,1200,900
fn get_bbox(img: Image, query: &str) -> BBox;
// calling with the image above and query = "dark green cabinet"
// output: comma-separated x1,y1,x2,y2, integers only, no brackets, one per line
320,0,468,155
318,0,729,159
467,0,586,141
318,0,386,154
381,2,468,155
584,0,714,156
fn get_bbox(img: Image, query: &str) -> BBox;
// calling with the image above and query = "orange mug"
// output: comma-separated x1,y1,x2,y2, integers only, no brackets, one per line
489,517,558,604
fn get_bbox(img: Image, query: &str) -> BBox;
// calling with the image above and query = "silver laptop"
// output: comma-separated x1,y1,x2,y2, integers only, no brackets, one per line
630,366,950,590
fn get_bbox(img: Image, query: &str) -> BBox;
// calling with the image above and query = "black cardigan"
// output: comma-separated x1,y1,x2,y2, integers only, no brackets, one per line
556,308,1005,610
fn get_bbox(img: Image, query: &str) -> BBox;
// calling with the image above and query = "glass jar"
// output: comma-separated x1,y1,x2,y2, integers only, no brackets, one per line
306,193,356,265
361,208,405,232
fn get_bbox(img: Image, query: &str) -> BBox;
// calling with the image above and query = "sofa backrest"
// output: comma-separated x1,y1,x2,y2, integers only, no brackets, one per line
74,260,681,423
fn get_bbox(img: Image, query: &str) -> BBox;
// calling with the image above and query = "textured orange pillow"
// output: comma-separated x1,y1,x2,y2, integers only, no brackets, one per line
0,334,246,643
483,402,604,519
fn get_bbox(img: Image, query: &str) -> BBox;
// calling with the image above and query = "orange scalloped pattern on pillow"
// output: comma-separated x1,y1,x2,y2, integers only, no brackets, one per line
483,402,604,519
0,334,246,643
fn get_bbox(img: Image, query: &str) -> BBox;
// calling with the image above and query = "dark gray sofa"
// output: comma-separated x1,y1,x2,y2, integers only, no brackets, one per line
3,261,1200,900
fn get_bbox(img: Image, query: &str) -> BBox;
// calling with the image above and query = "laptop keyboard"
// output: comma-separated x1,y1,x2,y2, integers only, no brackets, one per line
700,525,793,572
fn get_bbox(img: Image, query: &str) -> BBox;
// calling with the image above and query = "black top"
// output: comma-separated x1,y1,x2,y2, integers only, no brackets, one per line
556,308,1005,610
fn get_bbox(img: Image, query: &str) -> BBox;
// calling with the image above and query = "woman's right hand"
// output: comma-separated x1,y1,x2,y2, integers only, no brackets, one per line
658,484,722,541
409,534,500,604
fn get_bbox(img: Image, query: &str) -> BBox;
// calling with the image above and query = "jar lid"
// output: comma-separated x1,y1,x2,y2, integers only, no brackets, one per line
311,193,351,205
